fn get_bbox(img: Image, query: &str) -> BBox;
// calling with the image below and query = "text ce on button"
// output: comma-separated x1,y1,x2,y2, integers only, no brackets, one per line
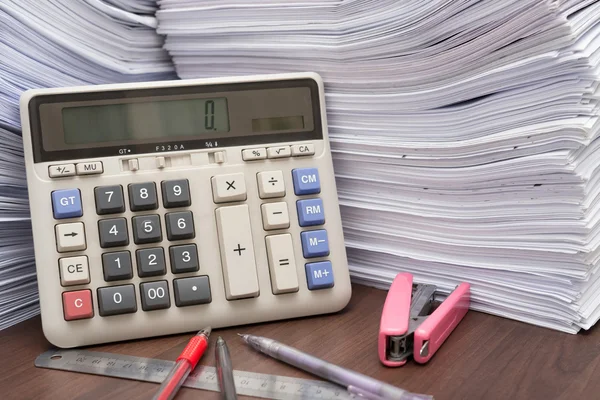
291,143,315,156
59,255,90,286
62,289,94,321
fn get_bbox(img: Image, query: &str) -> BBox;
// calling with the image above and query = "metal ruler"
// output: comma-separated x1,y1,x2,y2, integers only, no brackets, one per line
35,349,355,399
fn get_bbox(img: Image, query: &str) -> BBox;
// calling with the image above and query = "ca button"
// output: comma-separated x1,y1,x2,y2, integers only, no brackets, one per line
59,256,90,286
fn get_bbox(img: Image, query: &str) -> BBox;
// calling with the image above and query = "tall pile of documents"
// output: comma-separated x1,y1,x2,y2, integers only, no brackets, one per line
158,0,600,333
0,0,175,330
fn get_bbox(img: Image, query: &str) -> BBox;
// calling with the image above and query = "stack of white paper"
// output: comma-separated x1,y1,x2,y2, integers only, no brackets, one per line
158,0,600,332
0,0,175,330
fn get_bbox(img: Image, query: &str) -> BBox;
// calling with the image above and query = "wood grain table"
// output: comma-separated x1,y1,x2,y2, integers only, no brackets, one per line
1,284,599,400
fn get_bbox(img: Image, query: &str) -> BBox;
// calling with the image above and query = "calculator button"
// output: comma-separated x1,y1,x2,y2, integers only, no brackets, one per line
128,182,158,211
173,276,211,307
94,185,125,215
305,261,334,290
161,179,191,208
267,146,291,159
170,244,199,274
55,222,86,253
102,251,133,282
257,171,286,199
49,163,75,178
136,247,166,277
261,202,290,230
242,148,267,161
292,168,321,195
265,234,299,294
165,211,195,241
140,281,171,311
132,214,163,244
97,284,137,316
297,198,325,227
62,290,93,321
156,156,166,169
291,143,315,157
98,218,129,248
59,256,90,286
52,189,83,219
215,205,259,300
76,161,103,175
211,173,247,203
300,229,330,258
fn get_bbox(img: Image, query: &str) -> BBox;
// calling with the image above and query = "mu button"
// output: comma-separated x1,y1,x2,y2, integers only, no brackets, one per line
62,289,93,321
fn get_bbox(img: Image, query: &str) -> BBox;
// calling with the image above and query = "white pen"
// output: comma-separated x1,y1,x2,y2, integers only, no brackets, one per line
238,334,433,400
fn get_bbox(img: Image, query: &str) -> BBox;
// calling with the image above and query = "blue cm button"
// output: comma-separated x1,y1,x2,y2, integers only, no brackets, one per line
305,261,334,290
297,198,325,227
292,168,320,195
52,189,83,219
301,229,329,258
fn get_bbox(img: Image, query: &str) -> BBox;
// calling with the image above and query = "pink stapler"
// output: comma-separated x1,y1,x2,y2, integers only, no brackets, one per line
378,273,470,366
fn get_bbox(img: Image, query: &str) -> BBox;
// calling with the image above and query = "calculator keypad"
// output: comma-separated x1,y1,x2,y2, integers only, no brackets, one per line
62,290,93,320
52,188,83,219
132,214,163,244
216,205,260,300
211,173,247,203
165,211,195,241
98,218,129,248
129,182,158,211
173,276,211,307
55,222,87,252
140,280,171,311
95,185,125,215
56,145,338,325
136,247,167,277
98,285,137,316
59,256,90,286
257,171,286,199
102,251,133,282
162,179,191,208
170,244,200,274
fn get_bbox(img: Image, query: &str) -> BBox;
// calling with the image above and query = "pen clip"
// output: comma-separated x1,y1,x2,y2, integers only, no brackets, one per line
347,385,388,400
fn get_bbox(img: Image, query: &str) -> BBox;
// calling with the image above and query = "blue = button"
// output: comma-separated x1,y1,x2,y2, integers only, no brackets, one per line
292,168,320,195
305,261,334,290
52,189,83,219
297,198,325,227
301,229,329,258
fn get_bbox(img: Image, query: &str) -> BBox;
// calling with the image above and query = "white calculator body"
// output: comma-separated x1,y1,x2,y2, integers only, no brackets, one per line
20,73,351,348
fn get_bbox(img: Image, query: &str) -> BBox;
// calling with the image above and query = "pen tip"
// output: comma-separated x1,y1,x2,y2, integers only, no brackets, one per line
199,326,212,337
217,336,224,344
237,333,249,342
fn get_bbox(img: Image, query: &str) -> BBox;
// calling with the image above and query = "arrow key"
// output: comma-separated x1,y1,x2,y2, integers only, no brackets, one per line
55,222,86,253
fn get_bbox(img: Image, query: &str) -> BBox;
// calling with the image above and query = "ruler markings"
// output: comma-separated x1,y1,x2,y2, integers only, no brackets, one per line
35,349,354,400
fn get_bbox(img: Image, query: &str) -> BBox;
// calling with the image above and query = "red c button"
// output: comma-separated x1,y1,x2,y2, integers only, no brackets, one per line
62,290,93,321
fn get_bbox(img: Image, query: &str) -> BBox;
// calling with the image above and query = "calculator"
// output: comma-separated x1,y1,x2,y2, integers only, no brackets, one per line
19,73,351,348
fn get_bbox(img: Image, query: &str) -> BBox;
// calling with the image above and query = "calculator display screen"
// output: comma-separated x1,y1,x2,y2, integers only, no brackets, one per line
29,79,322,162
62,98,229,145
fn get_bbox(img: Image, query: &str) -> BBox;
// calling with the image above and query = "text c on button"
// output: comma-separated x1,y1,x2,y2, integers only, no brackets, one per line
74,298,83,308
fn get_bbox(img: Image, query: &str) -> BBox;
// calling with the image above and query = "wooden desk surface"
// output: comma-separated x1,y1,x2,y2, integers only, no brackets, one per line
1,284,599,400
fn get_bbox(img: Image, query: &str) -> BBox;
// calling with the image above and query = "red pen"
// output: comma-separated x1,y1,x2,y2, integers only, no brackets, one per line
153,327,212,400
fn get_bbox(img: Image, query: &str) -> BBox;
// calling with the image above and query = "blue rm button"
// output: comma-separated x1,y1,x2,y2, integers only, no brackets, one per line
52,189,83,219
297,198,325,227
305,261,334,290
301,229,329,258
292,168,320,195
